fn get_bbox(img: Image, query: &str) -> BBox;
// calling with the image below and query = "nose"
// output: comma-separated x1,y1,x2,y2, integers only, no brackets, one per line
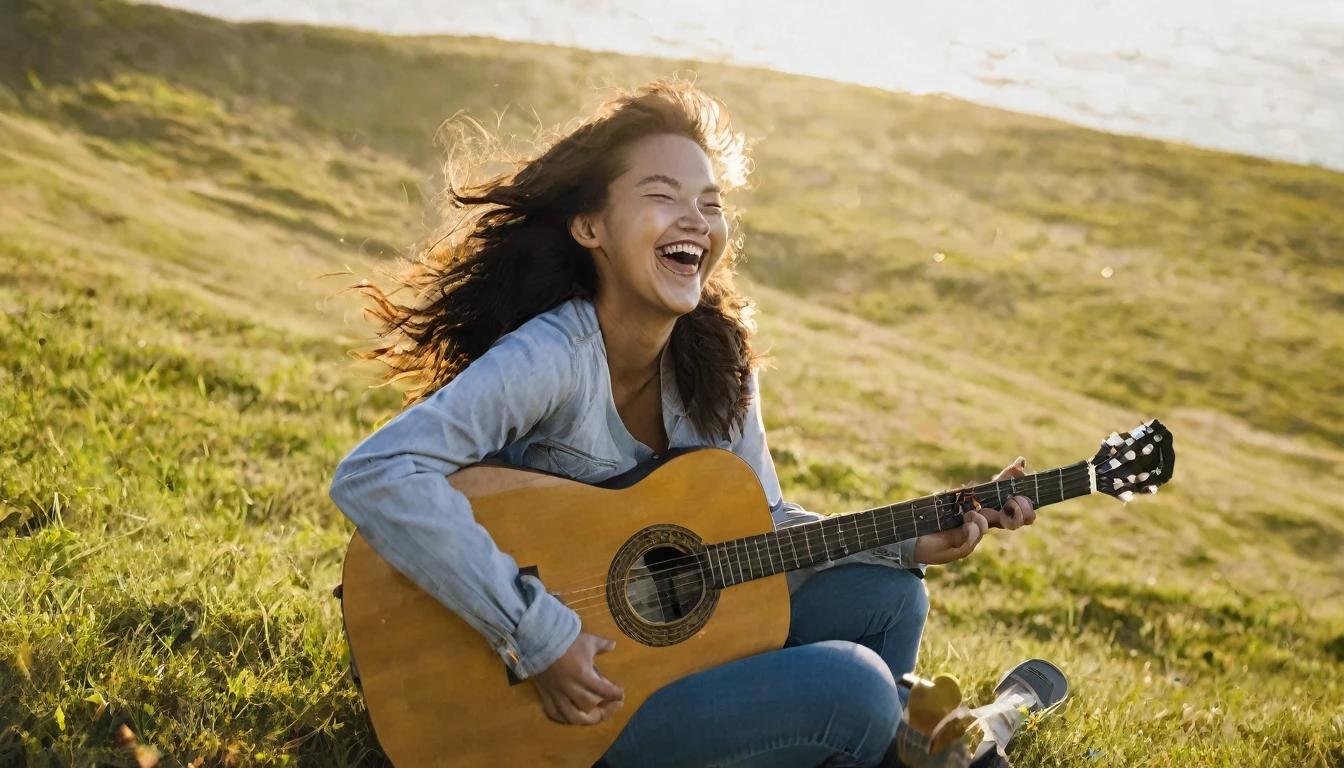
677,203,711,235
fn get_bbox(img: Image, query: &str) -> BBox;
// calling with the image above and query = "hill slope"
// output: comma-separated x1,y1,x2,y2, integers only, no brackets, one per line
5,0,1342,448
1,1,1342,766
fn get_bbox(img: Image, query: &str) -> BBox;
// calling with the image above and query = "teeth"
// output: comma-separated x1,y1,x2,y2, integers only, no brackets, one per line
657,243,704,258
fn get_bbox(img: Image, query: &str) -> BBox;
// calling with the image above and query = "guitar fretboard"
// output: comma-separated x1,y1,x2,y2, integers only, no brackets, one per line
704,461,1092,588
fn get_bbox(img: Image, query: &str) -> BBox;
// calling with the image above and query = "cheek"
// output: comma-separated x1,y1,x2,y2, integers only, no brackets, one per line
704,220,731,272
621,204,675,253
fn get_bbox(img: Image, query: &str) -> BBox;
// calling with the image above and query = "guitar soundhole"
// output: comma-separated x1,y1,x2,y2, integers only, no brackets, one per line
607,524,719,647
626,545,706,625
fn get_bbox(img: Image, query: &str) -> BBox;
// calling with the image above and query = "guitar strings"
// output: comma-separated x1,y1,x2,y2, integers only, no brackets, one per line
547,467,1087,600
544,466,1084,598
563,480,1095,623
555,473,1093,614
564,474,1101,617
556,475,1095,618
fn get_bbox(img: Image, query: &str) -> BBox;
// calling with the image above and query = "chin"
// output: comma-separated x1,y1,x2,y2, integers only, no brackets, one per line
659,291,703,317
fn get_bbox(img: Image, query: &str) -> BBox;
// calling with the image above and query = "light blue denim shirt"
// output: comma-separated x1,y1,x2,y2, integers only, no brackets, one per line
328,297,920,679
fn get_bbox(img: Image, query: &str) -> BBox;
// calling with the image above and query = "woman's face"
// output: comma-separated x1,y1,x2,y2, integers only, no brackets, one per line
573,133,729,319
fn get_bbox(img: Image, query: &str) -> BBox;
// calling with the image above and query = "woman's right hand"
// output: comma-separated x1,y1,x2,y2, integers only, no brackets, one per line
532,632,625,725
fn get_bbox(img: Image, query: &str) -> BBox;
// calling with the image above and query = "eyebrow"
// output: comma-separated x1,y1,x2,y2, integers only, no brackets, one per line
636,174,722,195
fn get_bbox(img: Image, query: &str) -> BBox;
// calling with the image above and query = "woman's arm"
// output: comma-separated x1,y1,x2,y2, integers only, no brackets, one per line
329,320,581,680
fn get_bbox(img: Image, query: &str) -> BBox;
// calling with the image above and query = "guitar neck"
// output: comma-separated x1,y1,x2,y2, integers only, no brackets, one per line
705,460,1094,589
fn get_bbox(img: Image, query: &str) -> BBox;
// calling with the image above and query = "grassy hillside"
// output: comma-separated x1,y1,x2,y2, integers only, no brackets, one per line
5,0,1341,450
1,1,1342,766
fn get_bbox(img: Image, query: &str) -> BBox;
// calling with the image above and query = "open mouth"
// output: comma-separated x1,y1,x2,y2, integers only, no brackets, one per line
656,242,705,277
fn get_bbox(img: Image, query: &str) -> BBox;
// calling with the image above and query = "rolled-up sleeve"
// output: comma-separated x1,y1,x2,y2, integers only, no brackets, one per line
329,322,582,679
729,370,924,589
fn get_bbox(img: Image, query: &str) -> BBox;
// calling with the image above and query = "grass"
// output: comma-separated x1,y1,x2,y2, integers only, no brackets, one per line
1,0,1342,765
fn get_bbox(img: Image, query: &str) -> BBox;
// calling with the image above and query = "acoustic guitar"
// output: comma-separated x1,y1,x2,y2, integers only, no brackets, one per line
339,420,1174,767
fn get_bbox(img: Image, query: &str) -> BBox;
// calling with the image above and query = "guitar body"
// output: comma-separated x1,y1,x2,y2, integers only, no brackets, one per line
340,449,791,768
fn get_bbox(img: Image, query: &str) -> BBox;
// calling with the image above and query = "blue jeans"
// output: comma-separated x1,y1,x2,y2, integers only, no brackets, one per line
599,564,929,768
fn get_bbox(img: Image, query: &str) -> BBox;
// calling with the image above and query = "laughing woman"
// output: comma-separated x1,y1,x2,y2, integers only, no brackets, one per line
328,79,1039,768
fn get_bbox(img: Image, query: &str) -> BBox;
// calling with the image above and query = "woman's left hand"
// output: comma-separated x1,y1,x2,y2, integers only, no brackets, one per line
981,457,1037,531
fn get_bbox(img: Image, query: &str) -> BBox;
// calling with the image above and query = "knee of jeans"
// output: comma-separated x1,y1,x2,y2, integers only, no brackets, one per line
878,567,929,622
904,570,930,622
808,641,902,747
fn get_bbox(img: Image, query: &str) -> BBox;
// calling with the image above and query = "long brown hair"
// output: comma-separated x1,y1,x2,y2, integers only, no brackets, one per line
350,77,763,441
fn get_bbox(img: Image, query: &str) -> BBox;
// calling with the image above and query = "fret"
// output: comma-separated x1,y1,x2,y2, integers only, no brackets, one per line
768,531,786,574
787,527,801,569
720,546,731,587
857,511,877,551
941,492,959,530
840,514,857,556
802,524,816,565
825,516,845,560
708,545,721,588
734,539,746,585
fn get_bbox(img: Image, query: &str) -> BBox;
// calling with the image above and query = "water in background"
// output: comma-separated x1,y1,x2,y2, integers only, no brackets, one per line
152,0,1344,171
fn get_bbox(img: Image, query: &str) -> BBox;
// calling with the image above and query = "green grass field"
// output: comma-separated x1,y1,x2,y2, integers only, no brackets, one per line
2,0,1342,765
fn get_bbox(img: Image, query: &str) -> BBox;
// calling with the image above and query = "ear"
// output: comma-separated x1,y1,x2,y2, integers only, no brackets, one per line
568,212,601,249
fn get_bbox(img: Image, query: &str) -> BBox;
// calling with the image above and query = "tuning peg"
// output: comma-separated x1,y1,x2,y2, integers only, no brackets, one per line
1106,433,1124,447
1142,444,1154,455
1127,474,1136,483
1105,458,1122,470
1124,450,1136,461
1112,478,1124,490
1152,467,1161,476
1154,434,1163,442
1119,490,1134,503
1138,472,1149,482
1146,485,1159,493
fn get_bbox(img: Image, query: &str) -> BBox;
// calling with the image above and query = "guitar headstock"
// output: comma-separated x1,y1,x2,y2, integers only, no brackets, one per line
1091,419,1175,502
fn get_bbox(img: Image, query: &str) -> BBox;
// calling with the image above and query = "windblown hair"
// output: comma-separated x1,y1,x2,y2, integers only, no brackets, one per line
350,77,763,441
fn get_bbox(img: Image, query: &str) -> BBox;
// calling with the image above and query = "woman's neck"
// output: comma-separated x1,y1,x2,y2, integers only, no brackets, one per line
594,294,674,389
